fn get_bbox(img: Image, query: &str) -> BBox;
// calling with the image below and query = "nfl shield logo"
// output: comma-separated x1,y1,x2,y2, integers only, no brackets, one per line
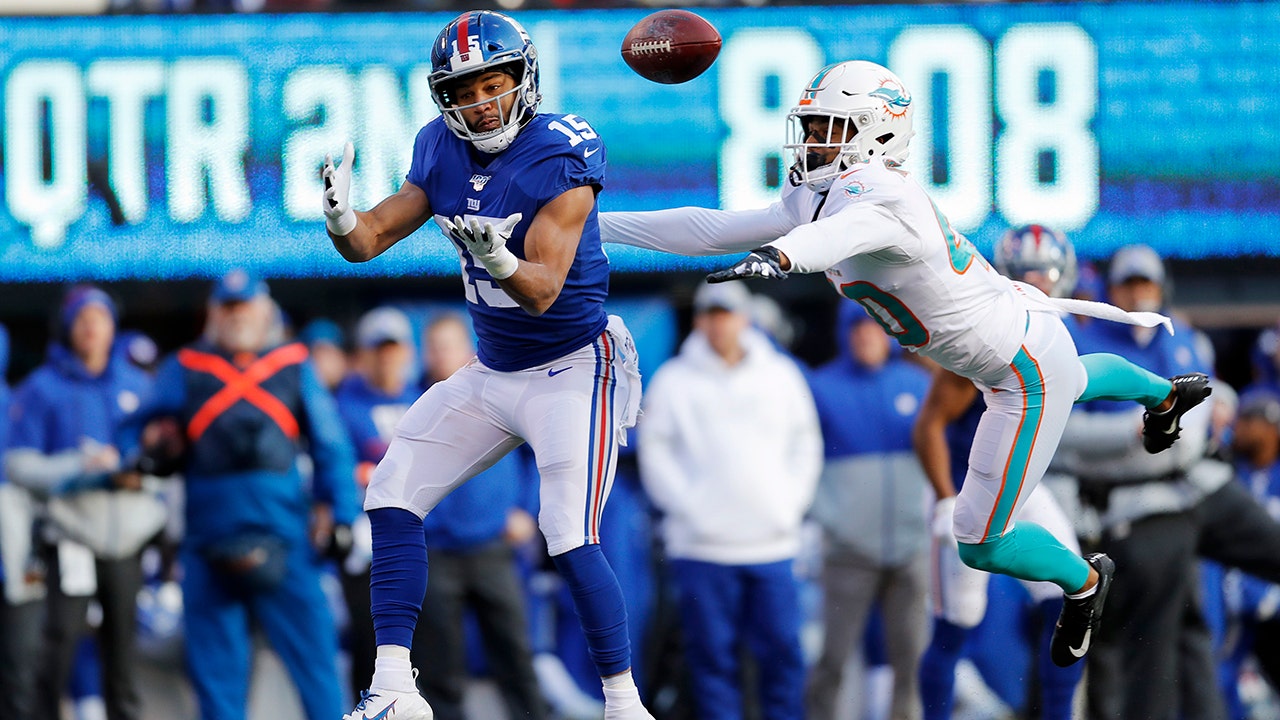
470,174,490,192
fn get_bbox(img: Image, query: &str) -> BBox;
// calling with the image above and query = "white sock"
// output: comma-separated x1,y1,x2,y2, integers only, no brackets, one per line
371,645,415,692
1067,583,1098,600
602,670,641,708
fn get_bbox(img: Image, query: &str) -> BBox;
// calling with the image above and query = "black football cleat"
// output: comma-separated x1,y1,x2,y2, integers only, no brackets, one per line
1141,372,1212,454
1050,553,1115,667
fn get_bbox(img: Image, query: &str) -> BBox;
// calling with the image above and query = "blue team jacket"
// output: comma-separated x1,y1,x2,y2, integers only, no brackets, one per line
9,343,153,481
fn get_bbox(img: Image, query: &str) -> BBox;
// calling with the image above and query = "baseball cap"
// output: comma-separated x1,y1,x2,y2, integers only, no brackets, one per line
693,282,752,314
211,269,269,304
356,307,414,349
1239,390,1280,430
1108,244,1165,286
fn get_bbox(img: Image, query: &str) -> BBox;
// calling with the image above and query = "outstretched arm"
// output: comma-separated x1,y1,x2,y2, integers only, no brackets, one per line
706,202,903,282
600,202,797,256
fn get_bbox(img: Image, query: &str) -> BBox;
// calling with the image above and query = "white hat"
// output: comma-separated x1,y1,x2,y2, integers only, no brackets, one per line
356,307,414,349
693,282,753,314
1108,244,1165,286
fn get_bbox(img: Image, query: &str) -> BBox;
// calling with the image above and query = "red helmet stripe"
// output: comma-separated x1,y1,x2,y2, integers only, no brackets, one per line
457,13,472,60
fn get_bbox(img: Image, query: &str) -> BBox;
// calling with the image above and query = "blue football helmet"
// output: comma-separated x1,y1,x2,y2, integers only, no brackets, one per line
994,224,1078,298
429,11,541,154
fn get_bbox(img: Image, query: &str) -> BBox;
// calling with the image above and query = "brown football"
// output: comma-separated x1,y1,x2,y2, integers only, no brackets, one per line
620,9,722,85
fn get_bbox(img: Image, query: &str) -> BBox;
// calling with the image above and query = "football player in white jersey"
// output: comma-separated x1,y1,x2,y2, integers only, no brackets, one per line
915,225,1086,720
599,60,1211,668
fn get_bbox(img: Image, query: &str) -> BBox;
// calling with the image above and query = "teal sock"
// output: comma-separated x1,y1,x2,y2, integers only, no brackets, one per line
957,522,1091,593
1077,353,1173,407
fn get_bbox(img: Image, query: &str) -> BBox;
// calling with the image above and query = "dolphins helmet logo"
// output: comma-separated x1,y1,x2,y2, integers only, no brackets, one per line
868,81,911,119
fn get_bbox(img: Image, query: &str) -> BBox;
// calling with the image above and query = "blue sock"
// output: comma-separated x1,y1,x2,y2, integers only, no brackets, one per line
368,507,428,649
1037,598,1084,720
920,618,968,720
1077,353,1172,407
551,544,632,677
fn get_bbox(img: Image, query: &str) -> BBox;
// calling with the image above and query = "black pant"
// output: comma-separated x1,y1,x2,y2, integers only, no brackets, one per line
340,567,376,702
411,541,547,720
0,584,43,720
1087,480,1280,720
1195,480,1280,582
39,549,143,720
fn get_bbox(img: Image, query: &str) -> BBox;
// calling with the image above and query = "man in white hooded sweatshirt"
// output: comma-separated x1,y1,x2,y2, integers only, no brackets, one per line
638,281,822,720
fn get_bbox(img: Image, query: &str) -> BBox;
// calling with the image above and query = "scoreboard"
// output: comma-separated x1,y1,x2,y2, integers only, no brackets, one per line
0,2,1275,281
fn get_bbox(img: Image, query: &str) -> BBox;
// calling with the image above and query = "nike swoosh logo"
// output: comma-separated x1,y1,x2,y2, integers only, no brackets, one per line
547,366,572,377
362,698,396,720
1069,628,1092,657
583,147,599,158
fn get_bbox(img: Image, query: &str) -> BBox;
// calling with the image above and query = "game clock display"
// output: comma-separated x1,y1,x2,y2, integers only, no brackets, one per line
0,2,1273,282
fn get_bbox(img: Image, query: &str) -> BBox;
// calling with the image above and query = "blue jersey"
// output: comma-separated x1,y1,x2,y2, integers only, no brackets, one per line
407,114,610,372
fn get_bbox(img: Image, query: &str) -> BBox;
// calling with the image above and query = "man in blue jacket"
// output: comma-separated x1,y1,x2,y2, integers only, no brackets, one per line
122,270,357,720
806,301,933,720
4,286,154,720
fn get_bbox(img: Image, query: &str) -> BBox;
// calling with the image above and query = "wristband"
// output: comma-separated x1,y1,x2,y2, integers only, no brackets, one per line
478,245,519,280
326,207,357,237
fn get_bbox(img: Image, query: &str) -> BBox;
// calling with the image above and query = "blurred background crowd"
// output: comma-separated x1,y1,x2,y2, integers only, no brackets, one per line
6,238,1280,720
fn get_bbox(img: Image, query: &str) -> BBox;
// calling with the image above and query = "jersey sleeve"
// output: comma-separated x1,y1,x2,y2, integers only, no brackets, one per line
537,116,607,199
600,202,800,256
769,200,902,273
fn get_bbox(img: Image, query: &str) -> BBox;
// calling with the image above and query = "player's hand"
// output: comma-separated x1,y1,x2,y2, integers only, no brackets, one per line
932,496,957,543
706,246,789,284
322,141,357,236
440,212,523,280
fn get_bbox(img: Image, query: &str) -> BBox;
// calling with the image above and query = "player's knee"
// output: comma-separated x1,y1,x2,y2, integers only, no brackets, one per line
956,534,1013,574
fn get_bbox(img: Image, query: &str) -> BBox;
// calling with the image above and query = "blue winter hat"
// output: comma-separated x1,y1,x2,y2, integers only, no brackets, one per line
299,318,345,349
59,285,118,334
211,268,269,304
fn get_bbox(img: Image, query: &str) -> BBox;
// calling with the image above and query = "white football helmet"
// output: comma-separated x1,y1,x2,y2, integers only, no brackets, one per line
994,224,1078,298
785,61,916,192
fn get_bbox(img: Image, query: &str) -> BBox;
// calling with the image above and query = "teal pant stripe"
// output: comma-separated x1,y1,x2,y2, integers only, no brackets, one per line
957,522,1091,593
984,346,1045,540
1077,353,1172,407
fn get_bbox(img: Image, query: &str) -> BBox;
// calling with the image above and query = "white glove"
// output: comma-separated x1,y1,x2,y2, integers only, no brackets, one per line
932,496,957,543
440,212,523,280
322,141,357,237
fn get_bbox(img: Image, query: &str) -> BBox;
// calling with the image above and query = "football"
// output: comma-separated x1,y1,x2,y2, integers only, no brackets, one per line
620,9,722,85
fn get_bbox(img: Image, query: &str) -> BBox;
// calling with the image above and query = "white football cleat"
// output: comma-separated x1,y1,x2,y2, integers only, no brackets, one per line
342,687,434,720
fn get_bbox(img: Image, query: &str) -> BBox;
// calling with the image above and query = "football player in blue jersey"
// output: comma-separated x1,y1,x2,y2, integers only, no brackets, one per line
323,11,649,720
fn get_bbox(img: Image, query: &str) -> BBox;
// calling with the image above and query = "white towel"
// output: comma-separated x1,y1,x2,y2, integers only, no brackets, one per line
1011,281,1174,335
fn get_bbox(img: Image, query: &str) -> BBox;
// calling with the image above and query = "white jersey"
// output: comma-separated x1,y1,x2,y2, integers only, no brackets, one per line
601,159,1027,380
770,160,1025,380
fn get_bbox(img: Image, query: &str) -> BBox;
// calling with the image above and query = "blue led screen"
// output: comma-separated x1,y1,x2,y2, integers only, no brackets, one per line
0,3,1275,281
